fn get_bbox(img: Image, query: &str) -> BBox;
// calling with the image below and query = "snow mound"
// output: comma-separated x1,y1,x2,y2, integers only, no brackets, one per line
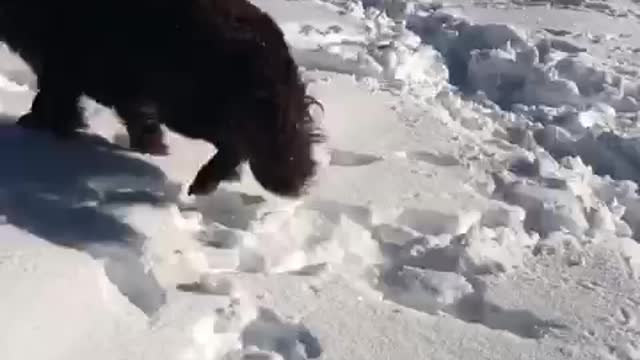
408,10,640,114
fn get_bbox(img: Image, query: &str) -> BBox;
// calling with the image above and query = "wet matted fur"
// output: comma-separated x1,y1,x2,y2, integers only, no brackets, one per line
0,0,324,197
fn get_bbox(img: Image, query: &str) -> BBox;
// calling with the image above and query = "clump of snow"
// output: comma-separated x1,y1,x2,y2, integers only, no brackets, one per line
457,224,535,274
385,266,474,313
533,231,585,268
190,197,384,282
500,180,590,237
281,1,450,95
409,9,640,115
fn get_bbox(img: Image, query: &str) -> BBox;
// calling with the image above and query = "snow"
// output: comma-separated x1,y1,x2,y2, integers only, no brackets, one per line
2,0,640,359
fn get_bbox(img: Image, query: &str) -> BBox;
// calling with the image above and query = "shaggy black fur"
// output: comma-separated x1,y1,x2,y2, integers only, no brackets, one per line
0,0,324,197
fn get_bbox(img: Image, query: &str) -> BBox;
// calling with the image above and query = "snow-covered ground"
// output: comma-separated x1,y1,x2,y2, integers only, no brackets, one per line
2,0,640,359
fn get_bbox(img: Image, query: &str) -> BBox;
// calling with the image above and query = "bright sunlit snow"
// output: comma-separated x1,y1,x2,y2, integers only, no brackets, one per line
2,0,640,359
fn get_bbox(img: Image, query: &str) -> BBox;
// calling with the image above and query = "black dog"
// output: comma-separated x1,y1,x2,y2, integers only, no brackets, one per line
0,0,324,196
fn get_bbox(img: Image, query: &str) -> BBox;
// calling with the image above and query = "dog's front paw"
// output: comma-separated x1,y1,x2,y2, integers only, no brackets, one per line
129,128,170,156
187,176,219,196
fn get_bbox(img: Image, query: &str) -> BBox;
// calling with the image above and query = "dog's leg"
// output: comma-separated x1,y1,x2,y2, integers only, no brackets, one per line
116,101,169,155
17,69,84,137
187,145,244,195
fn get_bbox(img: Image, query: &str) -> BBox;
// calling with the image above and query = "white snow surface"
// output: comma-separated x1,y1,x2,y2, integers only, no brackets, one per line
2,0,640,359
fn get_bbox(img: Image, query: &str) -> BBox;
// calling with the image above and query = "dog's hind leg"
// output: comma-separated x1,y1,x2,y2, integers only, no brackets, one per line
187,143,244,195
116,101,169,155
17,66,85,137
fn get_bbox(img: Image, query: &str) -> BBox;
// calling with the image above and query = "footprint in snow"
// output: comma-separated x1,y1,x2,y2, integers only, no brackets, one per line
404,150,461,167
329,149,382,167
241,307,322,360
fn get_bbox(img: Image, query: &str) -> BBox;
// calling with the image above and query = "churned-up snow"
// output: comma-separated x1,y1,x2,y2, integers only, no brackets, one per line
2,0,640,359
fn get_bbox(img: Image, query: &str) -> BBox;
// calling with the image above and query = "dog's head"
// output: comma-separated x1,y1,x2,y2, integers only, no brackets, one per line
170,0,325,196
221,0,325,196
235,18,325,197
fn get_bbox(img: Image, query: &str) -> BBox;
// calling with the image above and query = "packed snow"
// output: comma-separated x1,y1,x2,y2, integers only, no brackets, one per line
2,0,640,359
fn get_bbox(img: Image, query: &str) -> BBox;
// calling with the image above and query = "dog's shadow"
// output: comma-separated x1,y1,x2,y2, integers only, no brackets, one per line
0,115,179,314
0,116,173,247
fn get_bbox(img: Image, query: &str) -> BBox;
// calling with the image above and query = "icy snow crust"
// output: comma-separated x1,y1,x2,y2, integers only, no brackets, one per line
2,0,640,359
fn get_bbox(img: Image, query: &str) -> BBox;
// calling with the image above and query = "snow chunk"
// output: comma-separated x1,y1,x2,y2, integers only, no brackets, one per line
457,225,532,274
390,266,474,312
502,182,589,237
